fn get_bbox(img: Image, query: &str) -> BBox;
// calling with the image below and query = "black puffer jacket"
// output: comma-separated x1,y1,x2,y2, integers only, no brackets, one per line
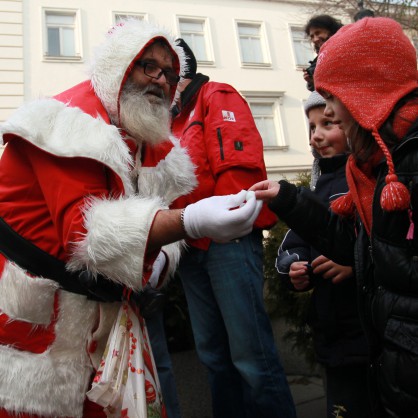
276,154,368,368
269,122,418,418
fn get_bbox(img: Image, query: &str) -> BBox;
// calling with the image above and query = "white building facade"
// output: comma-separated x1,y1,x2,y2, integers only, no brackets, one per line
0,0,350,179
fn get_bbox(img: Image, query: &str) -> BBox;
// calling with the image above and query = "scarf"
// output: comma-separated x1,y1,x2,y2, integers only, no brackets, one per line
331,102,418,235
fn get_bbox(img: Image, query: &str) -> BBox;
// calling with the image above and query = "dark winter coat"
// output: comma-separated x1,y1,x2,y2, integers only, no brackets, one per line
276,154,368,368
268,121,418,418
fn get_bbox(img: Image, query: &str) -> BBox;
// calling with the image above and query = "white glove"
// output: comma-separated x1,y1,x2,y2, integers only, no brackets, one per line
183,190,262,242
148,251,167,288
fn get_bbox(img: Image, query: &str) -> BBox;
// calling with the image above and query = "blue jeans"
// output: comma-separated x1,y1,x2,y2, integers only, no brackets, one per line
178,230,296,418
147,309,182,418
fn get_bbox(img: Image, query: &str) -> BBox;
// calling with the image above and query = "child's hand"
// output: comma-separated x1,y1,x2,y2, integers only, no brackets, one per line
311,255,353,284
289,261,311,290
249,180,280,202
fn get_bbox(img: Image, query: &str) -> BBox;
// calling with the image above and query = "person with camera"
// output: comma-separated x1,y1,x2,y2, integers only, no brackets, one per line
275,91,370,418
303,15,343,91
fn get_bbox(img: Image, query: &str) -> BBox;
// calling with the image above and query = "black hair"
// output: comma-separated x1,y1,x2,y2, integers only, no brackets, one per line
304,15,343,37
353,9,375,22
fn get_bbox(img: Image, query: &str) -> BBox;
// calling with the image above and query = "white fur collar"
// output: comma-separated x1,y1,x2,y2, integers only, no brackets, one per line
0,98,135,195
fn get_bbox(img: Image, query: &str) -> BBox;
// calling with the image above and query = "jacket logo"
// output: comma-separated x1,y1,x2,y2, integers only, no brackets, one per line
222,110,236,122
234,141,244,151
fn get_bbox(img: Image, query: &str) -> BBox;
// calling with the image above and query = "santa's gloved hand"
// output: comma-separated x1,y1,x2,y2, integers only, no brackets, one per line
183,190,262,242
148,251,166,289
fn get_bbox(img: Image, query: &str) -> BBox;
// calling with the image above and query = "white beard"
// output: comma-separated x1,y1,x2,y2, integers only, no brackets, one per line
119,80,171,146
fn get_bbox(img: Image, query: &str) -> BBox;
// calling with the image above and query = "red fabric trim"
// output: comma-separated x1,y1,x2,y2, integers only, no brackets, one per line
0,288,58,353
142,210,161,288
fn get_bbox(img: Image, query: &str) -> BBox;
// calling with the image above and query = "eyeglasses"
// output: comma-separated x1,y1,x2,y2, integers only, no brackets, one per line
135,60,180,86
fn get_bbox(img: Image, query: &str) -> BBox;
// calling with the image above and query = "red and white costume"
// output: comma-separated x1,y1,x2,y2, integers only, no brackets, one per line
0,20,195,418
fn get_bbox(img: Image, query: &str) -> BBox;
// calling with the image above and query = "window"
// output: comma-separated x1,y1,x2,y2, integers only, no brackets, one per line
236,21,270,66
244,92,286,148
178,17,213,64
43,9,82,60
291,27,315,67
114,13,145,24
412,37,418,56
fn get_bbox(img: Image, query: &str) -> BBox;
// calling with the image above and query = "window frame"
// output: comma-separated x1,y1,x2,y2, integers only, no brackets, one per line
242,91,287,149
289,25,315,69
412,36,418,56
176,15,215,66
235,20,271,68
113,12,147,25
42,8,82,62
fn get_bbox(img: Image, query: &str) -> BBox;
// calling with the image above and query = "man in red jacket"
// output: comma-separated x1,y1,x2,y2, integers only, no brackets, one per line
170,39,296,418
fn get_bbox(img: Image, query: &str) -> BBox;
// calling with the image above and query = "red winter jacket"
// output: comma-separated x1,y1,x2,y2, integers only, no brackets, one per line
171,79,277,249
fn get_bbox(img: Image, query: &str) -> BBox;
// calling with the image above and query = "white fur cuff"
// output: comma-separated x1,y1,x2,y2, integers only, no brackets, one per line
67,195,164,290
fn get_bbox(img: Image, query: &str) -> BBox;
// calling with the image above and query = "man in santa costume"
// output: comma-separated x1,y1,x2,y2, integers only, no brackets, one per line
0,19,261,418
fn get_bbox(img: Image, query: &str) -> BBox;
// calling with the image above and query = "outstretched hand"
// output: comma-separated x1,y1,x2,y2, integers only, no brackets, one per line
183,190,262,242
249,180,280,202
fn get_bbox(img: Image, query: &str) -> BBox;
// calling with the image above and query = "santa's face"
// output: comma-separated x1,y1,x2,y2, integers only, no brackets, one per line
119,42,177,145
130,42,176,104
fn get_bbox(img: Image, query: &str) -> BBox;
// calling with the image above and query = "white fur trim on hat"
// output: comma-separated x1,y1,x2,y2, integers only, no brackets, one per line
89,19,186,125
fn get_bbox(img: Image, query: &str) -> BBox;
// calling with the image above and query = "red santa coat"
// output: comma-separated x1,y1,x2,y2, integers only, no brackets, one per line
0,20,194,418
171,80,277,250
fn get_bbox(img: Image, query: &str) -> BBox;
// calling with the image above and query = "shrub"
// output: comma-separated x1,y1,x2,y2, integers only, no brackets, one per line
263,172,317,368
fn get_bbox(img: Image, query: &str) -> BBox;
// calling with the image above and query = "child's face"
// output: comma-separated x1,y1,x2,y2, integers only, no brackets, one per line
321,92,355,141
308,106,348,158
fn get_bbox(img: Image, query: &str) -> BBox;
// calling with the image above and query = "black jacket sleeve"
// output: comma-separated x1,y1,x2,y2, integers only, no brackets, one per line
269,181,356,267
276,229,312,291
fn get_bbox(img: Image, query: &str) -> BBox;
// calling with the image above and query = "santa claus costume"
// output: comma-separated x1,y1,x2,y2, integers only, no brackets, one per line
0,20,195,418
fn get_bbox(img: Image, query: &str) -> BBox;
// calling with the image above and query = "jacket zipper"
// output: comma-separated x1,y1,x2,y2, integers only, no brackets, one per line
217,128,224,161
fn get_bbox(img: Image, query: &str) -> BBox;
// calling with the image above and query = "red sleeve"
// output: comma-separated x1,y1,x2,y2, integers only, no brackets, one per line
203,88,278,229
18,138,112,255
203,87,267,181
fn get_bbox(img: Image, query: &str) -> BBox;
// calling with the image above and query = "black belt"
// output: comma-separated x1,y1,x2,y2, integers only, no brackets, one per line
0,217,166,317
0,216,123,300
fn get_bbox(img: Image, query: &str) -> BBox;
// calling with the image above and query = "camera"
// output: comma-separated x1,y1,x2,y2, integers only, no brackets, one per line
305,263,313,275
305,56,317,77
305,263,321,286
305,56,317,92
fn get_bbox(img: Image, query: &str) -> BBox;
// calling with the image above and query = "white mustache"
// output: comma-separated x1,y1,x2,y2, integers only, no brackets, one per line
142,85,165,99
